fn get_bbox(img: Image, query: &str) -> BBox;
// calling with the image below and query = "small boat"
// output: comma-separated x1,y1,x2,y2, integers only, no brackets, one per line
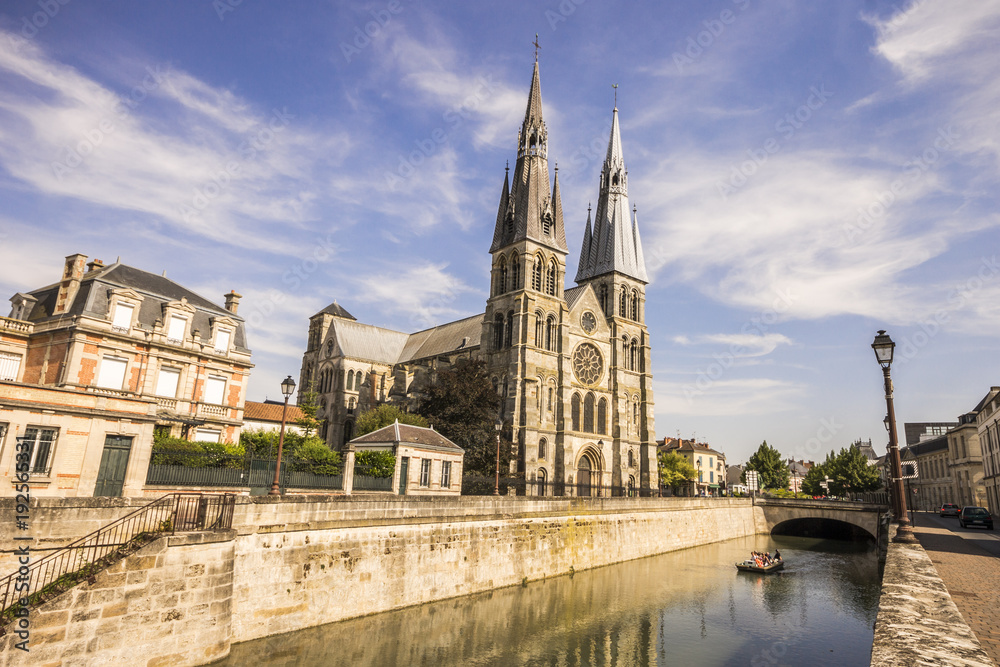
735,559,784,574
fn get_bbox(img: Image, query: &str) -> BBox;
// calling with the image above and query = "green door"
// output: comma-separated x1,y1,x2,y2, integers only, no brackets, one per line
94,435,133,497
398,457,409,495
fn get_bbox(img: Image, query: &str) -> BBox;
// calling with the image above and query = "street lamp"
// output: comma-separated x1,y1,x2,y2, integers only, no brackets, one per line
871,330,917,543
268,375,296,496
494,417,502,496
792,468,799,498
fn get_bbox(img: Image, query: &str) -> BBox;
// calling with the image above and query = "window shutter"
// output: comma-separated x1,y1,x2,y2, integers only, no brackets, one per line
0,352,21,381
215,329,231,353
155,367,180,397
167,315,187,341
204,376,226,405
112,303,134,330
96,357,128,389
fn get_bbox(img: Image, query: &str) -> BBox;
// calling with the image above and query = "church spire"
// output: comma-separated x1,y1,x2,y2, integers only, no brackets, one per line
488,58,568,255
575,105,648,283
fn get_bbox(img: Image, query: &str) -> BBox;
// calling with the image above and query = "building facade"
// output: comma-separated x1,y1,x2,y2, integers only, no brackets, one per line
977,387,1000,515
947,411,986,509
2,255,253,496
299,60,658,494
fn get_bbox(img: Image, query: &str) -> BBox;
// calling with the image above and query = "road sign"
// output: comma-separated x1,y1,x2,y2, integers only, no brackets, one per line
746,470,759,491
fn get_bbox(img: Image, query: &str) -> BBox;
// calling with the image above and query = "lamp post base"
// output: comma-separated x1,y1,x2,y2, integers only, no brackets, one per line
892,519,919,544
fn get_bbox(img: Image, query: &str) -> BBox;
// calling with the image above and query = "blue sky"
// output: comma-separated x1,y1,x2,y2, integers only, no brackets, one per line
1,1,998,465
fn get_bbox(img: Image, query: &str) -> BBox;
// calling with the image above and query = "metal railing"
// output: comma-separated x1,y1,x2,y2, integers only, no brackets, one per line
461,476,659,498
0,493,235,627
146,451,343,492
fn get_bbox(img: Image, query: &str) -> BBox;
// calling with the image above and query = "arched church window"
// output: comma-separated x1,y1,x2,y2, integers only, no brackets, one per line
546,261,556,296
347,370,355,391
532,255,543,291
571,393,581,431
599,284,608,315
633,398,640,426
494,313,504,350
598,397,607,434
497,257,508,296
505,311,514,348
619,286,628,318
584,393,595,433
348,397,356,413
546,316,556,352
548,384,554,416
510,254,520,290
538,438,547,460
535,311,544,348
622,335,630,370
631,289,639,321
628,449,634,468
630,339,637,372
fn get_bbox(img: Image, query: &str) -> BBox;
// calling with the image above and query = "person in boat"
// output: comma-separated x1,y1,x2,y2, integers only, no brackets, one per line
774,549,781,561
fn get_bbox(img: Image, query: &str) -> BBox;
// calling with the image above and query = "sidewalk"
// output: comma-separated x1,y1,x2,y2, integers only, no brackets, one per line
911,512,1000,666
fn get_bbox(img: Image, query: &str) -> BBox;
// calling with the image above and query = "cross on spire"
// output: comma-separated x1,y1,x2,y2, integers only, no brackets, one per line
612,83,618,110
533,33,541,61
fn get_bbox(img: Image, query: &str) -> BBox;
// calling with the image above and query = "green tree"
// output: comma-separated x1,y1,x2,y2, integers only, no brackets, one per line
658,451,697,493
419,358,511,478
745,441,790,491
355,404,428,436
295,384,323,438
801,463,828,496
827,446,882,494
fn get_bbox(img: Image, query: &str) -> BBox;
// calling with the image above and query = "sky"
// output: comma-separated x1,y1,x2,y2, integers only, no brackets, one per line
1,0,998,465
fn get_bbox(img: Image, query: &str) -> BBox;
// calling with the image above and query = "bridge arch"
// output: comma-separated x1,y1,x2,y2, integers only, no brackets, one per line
758,499,885,543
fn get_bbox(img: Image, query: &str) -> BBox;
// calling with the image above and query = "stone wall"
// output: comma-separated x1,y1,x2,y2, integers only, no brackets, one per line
0,531,235,667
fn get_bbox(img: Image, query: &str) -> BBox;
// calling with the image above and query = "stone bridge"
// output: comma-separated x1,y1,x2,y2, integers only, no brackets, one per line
756,498,890,542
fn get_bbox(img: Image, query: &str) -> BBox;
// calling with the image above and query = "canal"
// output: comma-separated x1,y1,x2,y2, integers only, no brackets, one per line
216,533,880,666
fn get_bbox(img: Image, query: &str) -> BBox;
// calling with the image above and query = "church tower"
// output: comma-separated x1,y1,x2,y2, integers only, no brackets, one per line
574,104,657,490
483,58,569,476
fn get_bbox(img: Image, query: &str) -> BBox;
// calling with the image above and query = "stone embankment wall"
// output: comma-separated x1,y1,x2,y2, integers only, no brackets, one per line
0,495,762,665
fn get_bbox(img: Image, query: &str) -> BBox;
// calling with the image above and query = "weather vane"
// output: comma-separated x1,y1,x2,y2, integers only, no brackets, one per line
533,33,541,61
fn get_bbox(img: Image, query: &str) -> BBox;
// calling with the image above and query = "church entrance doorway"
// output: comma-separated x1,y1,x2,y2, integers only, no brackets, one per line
576,448,602,497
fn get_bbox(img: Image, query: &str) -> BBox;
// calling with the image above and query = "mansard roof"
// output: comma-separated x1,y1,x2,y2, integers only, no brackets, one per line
575,107,648,284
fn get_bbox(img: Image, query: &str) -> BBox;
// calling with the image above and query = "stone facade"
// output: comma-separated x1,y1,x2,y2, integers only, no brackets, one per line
299,60,657,495
978,387,1000,516
947,412,986,508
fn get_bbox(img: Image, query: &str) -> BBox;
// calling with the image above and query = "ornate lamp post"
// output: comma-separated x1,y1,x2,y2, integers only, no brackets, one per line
268,375,296,496
792,468,799,498
494,417,502,496
871,330,917,543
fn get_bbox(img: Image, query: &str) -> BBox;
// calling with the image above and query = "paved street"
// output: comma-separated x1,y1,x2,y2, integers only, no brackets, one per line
910,510,1000,666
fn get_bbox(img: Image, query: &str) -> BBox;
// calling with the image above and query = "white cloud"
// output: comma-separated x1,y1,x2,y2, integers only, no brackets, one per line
352,262,478,329
657,377,803,417
676,333,794,358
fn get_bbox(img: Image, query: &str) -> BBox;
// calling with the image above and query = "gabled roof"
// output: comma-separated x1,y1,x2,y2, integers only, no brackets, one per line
328,319,409,364
351,420,464,452
398,314,482,363
243,400,304,424
317,301,356,320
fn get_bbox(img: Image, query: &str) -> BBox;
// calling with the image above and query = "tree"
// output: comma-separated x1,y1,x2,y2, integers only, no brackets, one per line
801,463,828,496
658,451,697,494
355,404,428,436
419,358,511,478
295,384,323,438
745,441,790,491
827,446,882,494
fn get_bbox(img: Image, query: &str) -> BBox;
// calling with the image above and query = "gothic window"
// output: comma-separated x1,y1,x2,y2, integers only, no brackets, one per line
497,257,508,295
546,261,556,296
598,397,607,434
505,311,514,348
631,289,639,321
542,212,553,236
570,393,581,431
538,438,547,460
628,449,634,468
348,397,356,413
505,211,514,236
532,255,543,291
537,468,547,496
536,377,543,415
510,254,520,290
535,311,544,347
619,286,628,318
584,393,595,433
630,339,638,372
633,397,640,426
347,370,355,391
599,284,608,315
622,335,630,370
494,313,505,350
546,316,556,352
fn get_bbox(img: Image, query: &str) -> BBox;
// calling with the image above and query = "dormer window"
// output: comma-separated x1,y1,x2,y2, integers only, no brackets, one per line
167,315,187,342
542,212,552,236
214,328,231,354
111,302,134,332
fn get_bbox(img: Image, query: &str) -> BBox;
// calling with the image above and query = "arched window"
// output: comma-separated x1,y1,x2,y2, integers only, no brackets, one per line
532,255,543,291
599,284,608,315
546,261,557,296
537,468,547,496
622,335,630,370
630,339,638,372
497,256,508,295
510,254,520,290
494,313,504,350
348,397,356,413
546,316,556,352
633,398,640,426
505,311,514,348
631,289,639,321
347,370,355,391
535,311,544,347
538,438,547,460
547,384,554,416
628,449,634,468
571,393,581,431
598,397,607,434
619,286,628,318
342,420,354,445
536,376,543,415
584,393,595,433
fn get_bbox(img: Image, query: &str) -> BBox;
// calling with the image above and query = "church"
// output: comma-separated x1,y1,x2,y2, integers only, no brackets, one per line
299,58,657,494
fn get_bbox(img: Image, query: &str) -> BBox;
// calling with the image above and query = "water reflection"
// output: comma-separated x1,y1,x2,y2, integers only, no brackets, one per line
217,535,879,667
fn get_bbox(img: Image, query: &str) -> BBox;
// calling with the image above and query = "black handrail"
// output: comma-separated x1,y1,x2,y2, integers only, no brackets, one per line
0,492,235,627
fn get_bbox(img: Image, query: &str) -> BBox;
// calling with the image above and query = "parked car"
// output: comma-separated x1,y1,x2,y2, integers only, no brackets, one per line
958,506,994,530
940,503,961,517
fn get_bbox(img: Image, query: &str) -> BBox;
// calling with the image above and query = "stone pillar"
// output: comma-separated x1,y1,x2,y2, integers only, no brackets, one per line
342,444,355,495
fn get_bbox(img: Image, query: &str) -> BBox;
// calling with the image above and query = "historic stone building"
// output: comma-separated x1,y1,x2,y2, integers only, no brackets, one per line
300,59,657,494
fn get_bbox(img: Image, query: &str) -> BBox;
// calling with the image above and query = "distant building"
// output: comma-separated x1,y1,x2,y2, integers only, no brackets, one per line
786,459,810,494
350,420,464,496
946,411,985,509
242,400,305,435
0,254,252,497
659,438,725,496
850,439,879,463
976,387,1000,515
904,422,958,446
907,436,948,512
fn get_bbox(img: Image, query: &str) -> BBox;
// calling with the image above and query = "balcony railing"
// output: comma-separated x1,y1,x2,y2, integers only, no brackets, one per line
198,403,226,416
0,317,32,334
156,397,178,410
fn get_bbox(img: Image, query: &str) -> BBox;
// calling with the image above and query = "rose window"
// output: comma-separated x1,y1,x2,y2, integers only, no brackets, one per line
573,343,603,385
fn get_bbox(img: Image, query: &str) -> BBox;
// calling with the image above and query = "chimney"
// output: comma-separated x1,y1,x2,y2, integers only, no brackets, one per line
54,253,87,315
224,290,242,314
86,258,104,273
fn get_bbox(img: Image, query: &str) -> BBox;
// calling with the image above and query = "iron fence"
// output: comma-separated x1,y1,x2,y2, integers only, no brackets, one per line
0,493,235,628
146,451,342,492
461,476,658,498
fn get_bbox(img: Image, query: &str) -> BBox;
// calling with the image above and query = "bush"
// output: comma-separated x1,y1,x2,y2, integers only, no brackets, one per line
291,438,342,476
355,450,396,478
